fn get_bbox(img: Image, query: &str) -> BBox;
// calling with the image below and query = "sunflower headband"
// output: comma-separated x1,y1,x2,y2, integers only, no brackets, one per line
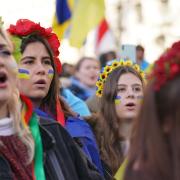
7,19,62,74
96,59,145,97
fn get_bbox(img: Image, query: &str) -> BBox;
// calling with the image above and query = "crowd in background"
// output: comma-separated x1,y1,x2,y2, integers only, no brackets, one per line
0,16,180,180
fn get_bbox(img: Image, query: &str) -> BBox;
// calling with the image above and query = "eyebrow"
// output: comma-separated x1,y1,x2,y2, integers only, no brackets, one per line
0,44,7,49
21,56,35,61
21,56,51,61
117,83,142,86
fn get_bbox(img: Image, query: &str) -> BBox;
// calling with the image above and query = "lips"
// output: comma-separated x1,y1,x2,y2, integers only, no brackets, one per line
125,102,136,110
0,71,8,88
34,79,47,88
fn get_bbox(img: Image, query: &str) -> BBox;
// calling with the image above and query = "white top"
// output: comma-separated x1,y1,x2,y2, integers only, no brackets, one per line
0,117,15,136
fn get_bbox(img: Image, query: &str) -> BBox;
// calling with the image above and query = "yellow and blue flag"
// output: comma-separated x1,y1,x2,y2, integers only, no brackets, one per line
69,0,105,48
52,0,74,40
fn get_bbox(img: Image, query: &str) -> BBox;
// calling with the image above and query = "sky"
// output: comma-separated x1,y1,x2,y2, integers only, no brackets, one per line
1,0,55,28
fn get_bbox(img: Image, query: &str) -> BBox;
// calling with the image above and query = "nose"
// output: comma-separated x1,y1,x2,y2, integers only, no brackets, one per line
127,87,135,98
35,61,46,75
0,57,5,68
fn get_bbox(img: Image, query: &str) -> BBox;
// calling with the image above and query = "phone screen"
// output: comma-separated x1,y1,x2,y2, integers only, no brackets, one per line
119,44,136,63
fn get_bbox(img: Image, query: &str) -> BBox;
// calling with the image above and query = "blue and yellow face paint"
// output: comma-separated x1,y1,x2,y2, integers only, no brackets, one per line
115,95,121,105
18,68,30,79
137,95,143,103
48,69,54,79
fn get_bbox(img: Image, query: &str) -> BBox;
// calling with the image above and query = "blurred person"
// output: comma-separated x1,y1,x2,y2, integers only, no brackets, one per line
94,59,145,178
68,57,100,100
99,50,117,68
123,41,180,180
0,20,34,179
8,19,104,178
60,87,91,116
61,62,75,77
136,45,149,71
60,64,91,117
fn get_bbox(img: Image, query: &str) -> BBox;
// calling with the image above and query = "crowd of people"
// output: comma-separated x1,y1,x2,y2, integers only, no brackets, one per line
0,16,179,180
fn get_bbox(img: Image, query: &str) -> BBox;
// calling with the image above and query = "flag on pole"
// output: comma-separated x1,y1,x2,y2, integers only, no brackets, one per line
69,0,105,48
52,0,74,40
96,18,109,48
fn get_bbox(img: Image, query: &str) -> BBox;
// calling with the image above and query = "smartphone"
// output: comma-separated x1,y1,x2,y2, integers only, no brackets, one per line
119,44,136,63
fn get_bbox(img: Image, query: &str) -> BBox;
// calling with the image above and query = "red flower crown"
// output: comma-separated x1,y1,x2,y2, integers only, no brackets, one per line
7,19,62,74
149,41,180,91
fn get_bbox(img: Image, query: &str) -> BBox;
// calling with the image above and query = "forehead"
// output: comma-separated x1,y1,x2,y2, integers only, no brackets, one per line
0,34,8,47
80,59,99,67
118,72,142,86
22,42,49,56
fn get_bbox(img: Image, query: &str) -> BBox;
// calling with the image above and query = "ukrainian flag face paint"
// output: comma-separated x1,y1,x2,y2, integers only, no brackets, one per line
48,69,54,79
136,95,143,103
115,95,121,105
18,68,30,79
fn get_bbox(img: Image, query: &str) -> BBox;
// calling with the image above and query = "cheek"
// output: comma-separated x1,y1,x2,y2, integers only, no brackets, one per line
18,68,31,80
136,95,144,105
47,69,54,79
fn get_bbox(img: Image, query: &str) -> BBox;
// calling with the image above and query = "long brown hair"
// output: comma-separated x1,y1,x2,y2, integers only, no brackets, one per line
124,76,180,180
95,66,144,174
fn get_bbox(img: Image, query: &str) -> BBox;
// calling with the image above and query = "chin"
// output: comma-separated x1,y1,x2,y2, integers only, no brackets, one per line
29,92,47,100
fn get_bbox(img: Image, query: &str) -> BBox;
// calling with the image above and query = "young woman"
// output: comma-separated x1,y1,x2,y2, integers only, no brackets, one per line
94,59,145,178
8,19,104,178
68,57,100,100
0,20,34,179
123,41,180,180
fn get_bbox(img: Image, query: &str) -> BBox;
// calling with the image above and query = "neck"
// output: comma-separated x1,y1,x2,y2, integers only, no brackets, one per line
136,59,141,65
30,98,41,109
0,103,9,119
119,119,133,140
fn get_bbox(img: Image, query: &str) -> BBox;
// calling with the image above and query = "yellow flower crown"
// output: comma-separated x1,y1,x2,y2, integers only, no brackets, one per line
96,59,146,97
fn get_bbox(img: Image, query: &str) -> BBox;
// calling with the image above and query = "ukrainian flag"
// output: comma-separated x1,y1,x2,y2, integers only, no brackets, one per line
69,0,105,48
18,68,30,79
52,0,74,40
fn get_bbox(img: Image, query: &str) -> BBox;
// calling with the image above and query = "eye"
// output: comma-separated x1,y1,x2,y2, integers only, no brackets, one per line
23,60,34,65
117,87,126,93
133,86,142,92
43,59,52,65
0,50,12,57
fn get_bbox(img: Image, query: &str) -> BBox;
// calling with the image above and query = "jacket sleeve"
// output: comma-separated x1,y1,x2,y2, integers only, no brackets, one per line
59,123,105,180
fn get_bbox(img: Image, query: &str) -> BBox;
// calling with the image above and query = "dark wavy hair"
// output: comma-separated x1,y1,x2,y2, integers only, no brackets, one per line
95,66,144,175
21,34,76,119
124,74,180,180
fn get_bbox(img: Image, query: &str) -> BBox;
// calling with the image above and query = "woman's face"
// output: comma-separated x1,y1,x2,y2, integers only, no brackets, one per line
18,42,54,103
0,34,17,105
115,72,143,121
76,59,100,87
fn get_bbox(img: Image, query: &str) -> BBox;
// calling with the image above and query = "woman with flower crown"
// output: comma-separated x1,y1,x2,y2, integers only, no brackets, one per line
122,41,180,180
0,19,35,179
93,59,146,178
7,19,104,180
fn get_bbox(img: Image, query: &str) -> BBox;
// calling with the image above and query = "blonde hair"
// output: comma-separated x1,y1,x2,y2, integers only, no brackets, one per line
0,27,34,163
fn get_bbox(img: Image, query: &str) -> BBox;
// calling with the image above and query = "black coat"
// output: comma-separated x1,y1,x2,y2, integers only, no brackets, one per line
0,118,104,180
40,118,104,180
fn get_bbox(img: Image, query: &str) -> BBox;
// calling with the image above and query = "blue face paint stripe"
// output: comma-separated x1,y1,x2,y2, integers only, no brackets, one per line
18,68,30,74
48,69,54,74
115,95,121,104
